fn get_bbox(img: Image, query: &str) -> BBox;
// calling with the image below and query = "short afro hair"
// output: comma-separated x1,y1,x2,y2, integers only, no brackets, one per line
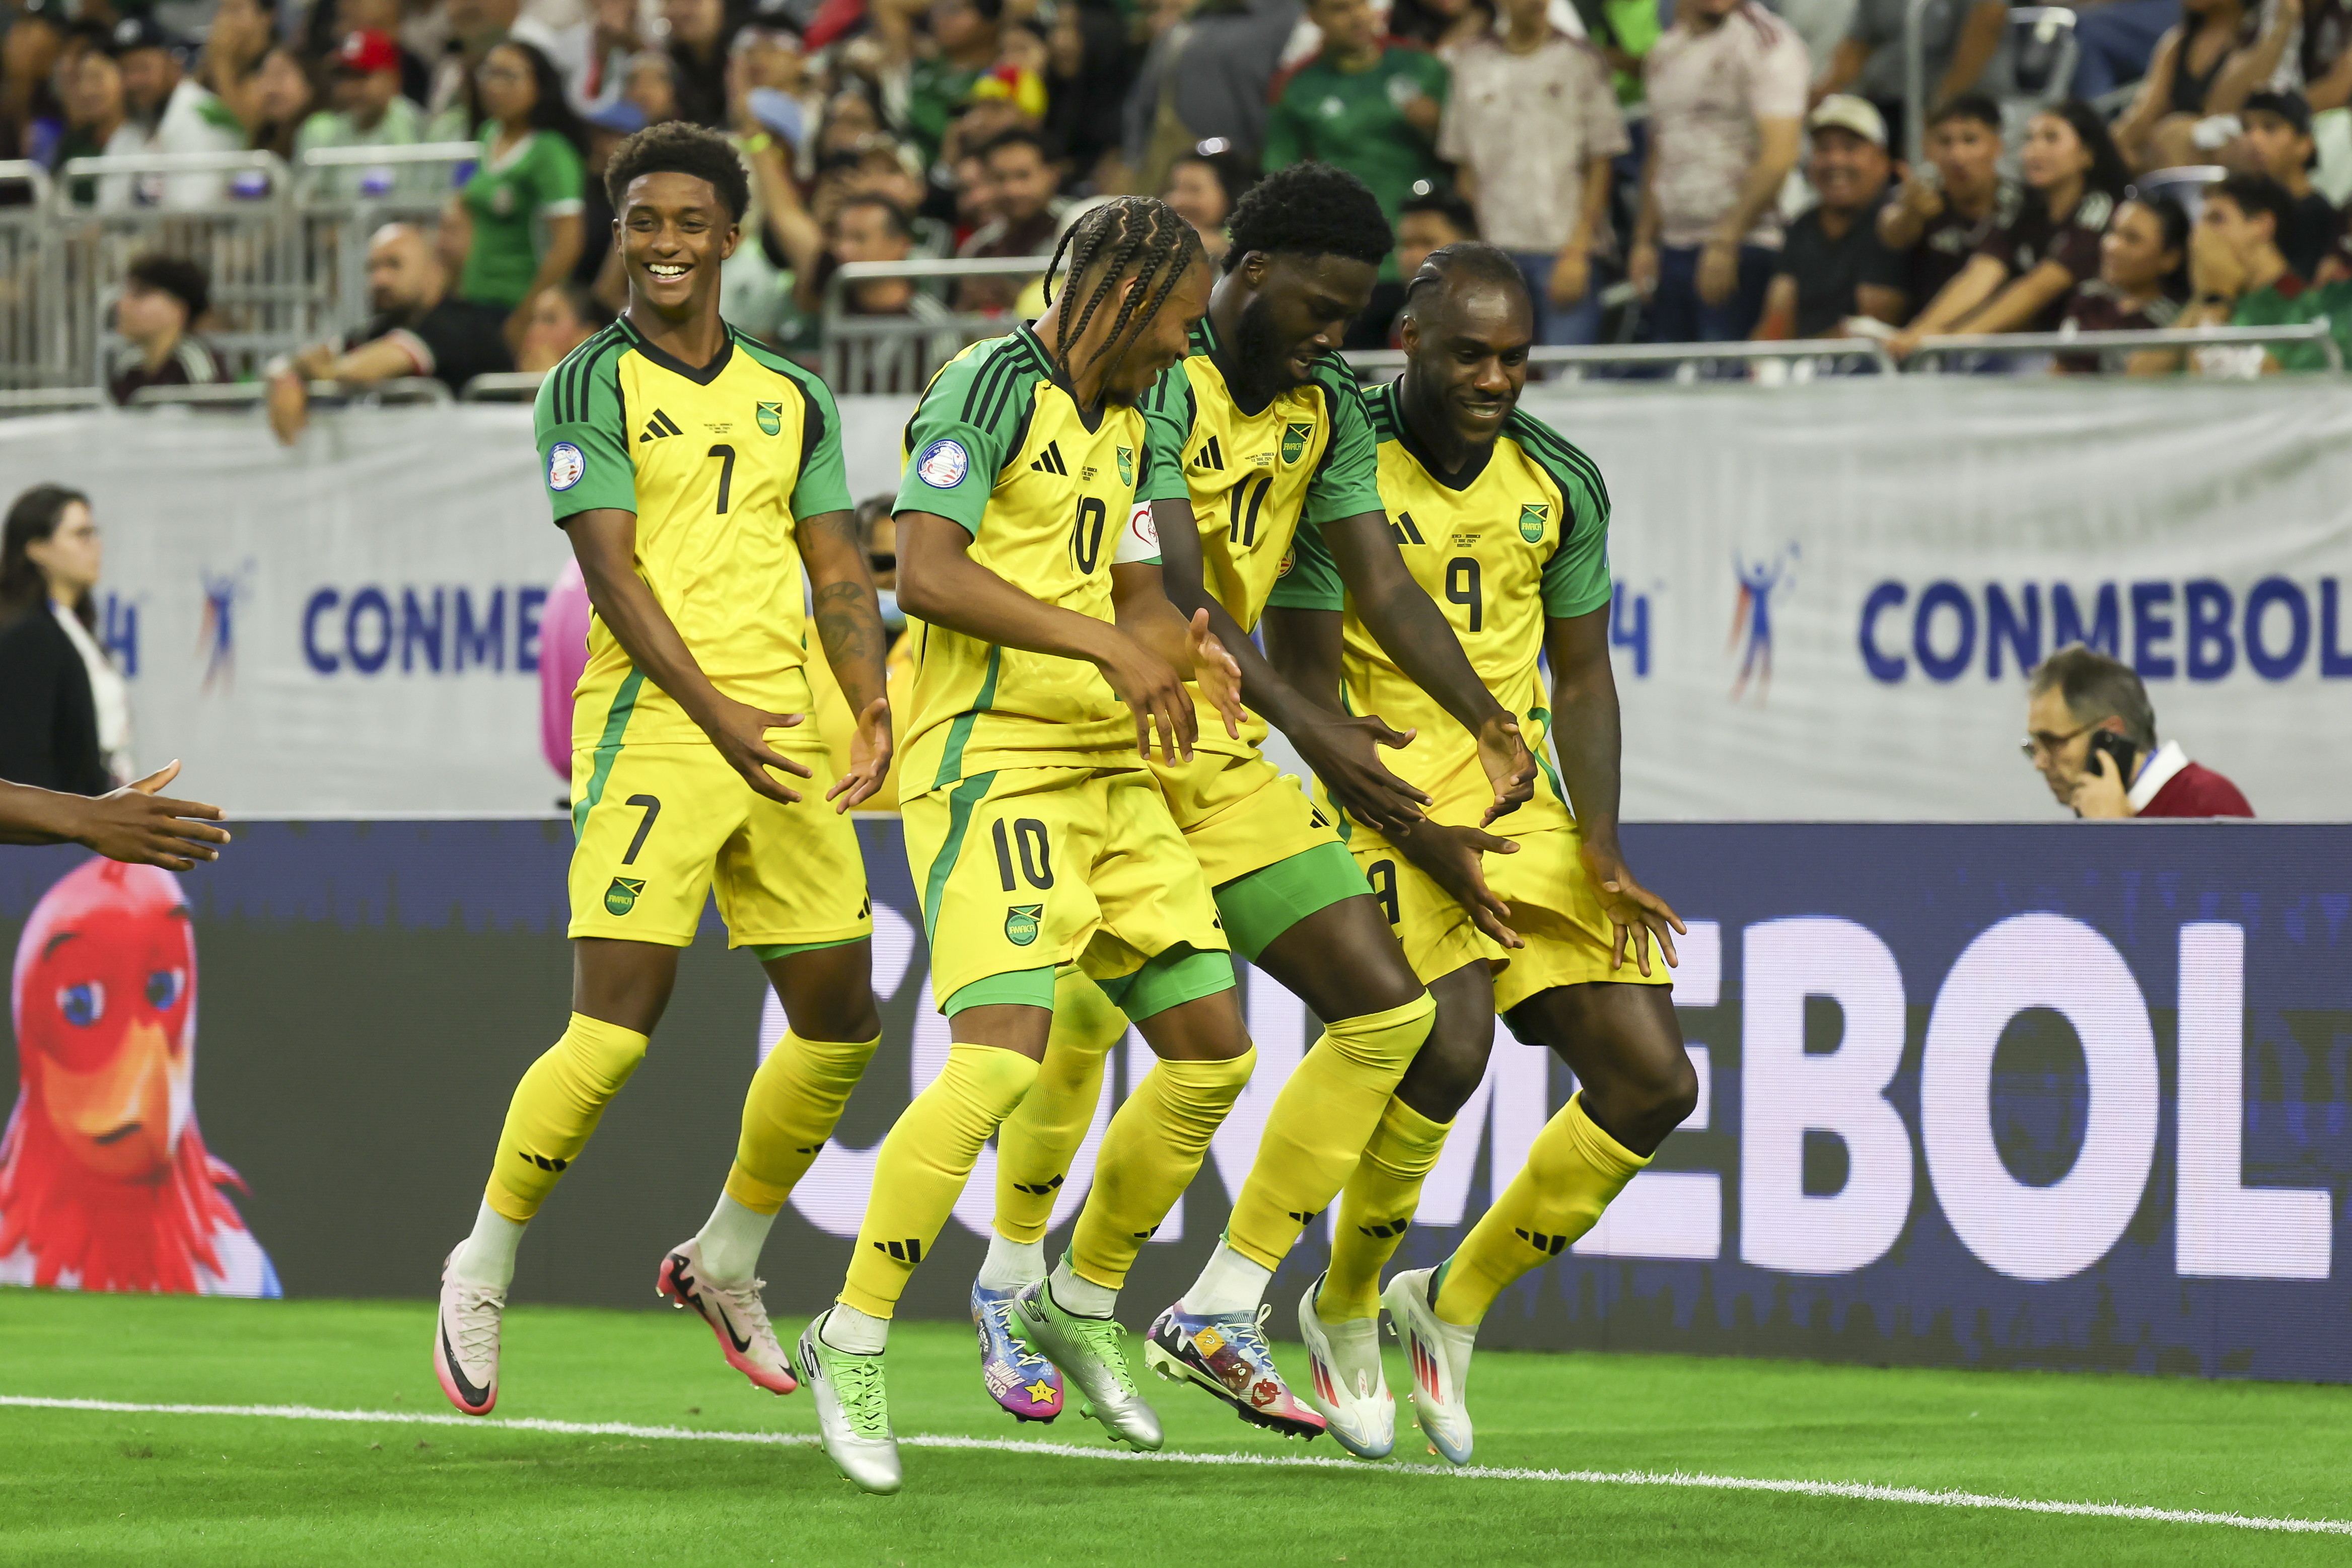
1222,160,1392,273
124,252,210,322
605,120,751,224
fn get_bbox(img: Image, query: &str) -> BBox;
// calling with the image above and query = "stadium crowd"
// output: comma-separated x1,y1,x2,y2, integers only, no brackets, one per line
9,0,2352,388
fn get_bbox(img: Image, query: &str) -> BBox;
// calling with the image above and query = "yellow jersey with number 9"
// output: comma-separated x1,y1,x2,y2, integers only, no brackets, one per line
534,318,851,747
1271,378,1614,836
894,325,1156,790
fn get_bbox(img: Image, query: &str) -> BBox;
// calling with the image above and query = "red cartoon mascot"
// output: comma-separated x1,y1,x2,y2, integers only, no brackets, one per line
0,859,277,1295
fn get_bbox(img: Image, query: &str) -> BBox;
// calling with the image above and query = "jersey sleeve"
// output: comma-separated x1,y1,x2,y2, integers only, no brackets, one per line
789,369,853,517
1264,516,1346,612
1113,500,1163,565
534,347,632,524
1139,359,1196,505
1514,419,1613,618
1301,367,1384,525
533,131,586,217
893,342,1026,534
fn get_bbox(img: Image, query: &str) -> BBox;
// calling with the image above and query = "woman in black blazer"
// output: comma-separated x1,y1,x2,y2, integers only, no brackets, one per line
0,484,118,797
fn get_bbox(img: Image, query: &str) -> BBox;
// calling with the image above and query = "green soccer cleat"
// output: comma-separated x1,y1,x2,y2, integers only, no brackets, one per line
1013,1279,1164,1449
795,1313,901,1494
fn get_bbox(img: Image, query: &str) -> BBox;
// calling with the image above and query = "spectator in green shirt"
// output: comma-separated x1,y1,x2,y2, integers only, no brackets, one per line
2152,171,2352,374
904,0,1003,165
1263,0,1449,277
453,40,588,344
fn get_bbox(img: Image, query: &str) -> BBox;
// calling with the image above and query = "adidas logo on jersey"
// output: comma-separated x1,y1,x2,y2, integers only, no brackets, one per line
1029,440,1068,475
1193,436,1225,471
1390,512,1428,546
638,409,683,443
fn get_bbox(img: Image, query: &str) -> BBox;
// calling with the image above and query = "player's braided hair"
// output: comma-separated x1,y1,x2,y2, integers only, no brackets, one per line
1040,195,1203,382
1402,240,1531,318
1221,160,1391,274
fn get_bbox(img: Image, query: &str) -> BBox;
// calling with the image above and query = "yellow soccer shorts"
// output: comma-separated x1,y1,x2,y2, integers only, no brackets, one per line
567,732,872,951
1150,741,1344,888
906,764,1231,1013
1350,820,1671,1012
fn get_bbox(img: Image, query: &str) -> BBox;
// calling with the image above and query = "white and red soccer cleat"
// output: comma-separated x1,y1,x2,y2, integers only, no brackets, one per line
1382,1266,1476,1465
657,1238,798,1395
435,1251,505,1415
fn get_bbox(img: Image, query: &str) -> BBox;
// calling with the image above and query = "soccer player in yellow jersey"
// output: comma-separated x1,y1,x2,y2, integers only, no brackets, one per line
1265,243,1696,1464
795,198,1260,1495
433,123,893,1417
968,163,1536,1447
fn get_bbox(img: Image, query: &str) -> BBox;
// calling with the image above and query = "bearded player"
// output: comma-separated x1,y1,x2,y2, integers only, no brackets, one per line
1264,243,1694,1462
794,198,1265,1495
968,162,1537,1445
434,121,893,1415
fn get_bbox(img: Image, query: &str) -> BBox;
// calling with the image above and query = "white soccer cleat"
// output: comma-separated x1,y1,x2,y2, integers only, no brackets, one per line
1296,1272,1394,1460
796,1314,902,1495
1382,1266,1475,1466
434,1251,505,1415
657,1238,797,1395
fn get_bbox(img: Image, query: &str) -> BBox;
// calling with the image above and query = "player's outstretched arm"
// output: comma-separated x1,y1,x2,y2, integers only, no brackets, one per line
895,511,1199,764
1157,496,1430,832
1545,606,1684,976
798,506,894,812
1108,561,1244,741
565,507,815,804
0,761,232,871
1322,510,1537,823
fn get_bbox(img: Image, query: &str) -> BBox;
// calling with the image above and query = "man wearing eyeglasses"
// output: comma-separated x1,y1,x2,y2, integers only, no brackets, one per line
2023,645,2253,819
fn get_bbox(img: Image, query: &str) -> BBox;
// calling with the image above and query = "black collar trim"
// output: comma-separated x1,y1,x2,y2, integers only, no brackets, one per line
617,317,734,385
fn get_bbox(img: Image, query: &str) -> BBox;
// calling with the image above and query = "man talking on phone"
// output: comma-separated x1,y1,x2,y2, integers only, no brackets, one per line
2024,645,2253,819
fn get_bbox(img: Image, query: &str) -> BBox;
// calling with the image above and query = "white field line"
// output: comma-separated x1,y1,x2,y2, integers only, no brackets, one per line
5,1393,2346,1537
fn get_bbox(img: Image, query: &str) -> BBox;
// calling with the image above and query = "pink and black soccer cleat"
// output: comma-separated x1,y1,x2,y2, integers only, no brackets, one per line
657,1238,797,1396
1142,1300,1326,1440
435,1251,505,1415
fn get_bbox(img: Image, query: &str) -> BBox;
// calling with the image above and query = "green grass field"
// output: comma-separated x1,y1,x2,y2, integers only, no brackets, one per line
1,1291,2346,1566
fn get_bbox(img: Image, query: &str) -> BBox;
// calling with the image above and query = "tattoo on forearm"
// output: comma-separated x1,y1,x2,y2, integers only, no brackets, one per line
812,579,883,677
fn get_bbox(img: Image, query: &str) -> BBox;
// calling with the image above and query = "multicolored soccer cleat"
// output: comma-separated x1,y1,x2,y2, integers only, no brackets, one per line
657,1238,797,1395
796,1313,901,1494
434,1251,505,1415
1296,1272,1394,1459
971,1282,1063,1422
1382,1266,1475,1465
1143,1300,1326,1440
1014,1280,1162,1449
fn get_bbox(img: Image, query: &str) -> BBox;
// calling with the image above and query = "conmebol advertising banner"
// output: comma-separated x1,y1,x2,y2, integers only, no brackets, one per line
2,821,2343,1382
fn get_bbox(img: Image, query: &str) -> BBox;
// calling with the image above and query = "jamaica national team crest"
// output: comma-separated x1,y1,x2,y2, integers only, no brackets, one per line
1004,903,1043,946
1519,503,1550,543
1281,422,1311,464
605,877,646,915
755,400,783,437
1116,446,1133,485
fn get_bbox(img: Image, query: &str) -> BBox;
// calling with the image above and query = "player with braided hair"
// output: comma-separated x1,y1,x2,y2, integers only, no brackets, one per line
796,196,1261,1494
961,160,1540,1455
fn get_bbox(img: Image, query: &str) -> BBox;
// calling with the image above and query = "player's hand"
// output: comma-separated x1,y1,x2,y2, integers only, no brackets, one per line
1292,711,1430,835
705,697,813,804
1184,609,1245,741
2070,747,2132,819
73,761,233,871
828,696,893,813
1627,240,1660,300
1475,714,1537,825
1582,839,1685,978
1697,236,1741,307
1098,632,1197,765
1393,818,1524,950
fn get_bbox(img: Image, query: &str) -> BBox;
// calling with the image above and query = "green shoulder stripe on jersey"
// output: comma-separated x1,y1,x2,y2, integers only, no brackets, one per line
1364,378,1400,443
1506,411,1609,520
552,323,628,424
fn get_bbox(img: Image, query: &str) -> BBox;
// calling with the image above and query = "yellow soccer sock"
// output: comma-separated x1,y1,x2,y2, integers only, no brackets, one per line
483,1013,650,1222
840,1043,1039,1318
1432,1092,1648,1328
723,1030,884,1214
994,971,1125,1245
1318,1096,1455,1323
1068,1047,1257,1291
1225,992,1436,1270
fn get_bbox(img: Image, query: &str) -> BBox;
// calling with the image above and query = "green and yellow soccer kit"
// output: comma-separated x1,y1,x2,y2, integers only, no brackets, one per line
1272,378,1670,1010
534,319,871,954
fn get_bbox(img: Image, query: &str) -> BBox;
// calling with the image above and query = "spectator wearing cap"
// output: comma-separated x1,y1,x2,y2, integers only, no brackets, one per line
1265,0,1451,281
1755,96,1903,341
2025,645,2252,818
1876,93,2022,323
2239,90,2336,278
905,0,1005,165
2057,192,2187,372
317,0,434,108
1162,138,1257,265
296,31,430,197
1344,184,1476,348
106,254,223,405
1,0,70,167
2164,170,2352,373
1632,0,1808,344
104,15,243,208
268,222,514,444
1438,0,1628,345
1808,0,2005,149
955,124,1066,311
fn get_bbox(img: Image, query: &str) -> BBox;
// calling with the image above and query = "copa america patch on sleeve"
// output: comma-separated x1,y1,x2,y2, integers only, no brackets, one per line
1113,499,1160,564
915,438,970,489
547,442,585,491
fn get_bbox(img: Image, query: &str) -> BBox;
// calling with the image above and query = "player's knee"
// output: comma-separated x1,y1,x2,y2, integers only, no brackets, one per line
1397,1007,1493,1120
1646,1048,1701,1134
